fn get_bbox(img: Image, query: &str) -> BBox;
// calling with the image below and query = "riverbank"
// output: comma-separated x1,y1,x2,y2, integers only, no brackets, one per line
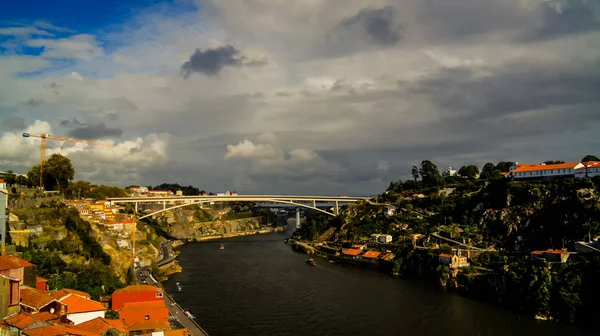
159,226,287,279
160,230,594,336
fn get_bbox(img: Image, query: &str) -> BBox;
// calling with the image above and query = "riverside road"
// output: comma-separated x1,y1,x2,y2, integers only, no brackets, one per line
136,266,208,336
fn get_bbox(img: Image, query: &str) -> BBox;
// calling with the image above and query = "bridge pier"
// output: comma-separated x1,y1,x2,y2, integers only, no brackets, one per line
334,201,339,215
135,202,138,213
296,208,301,229
163,201,166,210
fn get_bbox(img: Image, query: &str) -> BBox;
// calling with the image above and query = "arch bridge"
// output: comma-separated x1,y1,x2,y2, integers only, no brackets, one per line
107,195,370,220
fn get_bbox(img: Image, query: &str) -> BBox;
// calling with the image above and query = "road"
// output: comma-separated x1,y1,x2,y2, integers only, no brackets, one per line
136,266,209,336
158,241,171,263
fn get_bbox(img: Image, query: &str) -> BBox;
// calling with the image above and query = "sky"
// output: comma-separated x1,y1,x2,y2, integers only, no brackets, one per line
1,0,599,195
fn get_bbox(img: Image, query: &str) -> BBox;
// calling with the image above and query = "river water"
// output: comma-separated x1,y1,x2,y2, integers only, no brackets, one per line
164,225,594,336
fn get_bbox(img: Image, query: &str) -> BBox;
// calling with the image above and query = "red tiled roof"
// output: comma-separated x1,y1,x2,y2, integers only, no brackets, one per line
31,312,59,322
577,161,600,169
20,286,55,310
0,255,34,270
5,312,40,329
60,294,106,313
512,162,580,173
531,248,567,255
127,320,170,332
439,254,453,258
139,329,188,336
343,249,363,256
361,251,381,259
76,317,127,334
51,288,91,300
23,324,96,336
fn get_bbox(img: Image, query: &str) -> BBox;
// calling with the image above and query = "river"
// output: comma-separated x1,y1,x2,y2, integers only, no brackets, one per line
164,224,595,336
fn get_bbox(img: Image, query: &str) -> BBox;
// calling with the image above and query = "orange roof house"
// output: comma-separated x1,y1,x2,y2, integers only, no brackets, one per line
361,251,381,259
126,320,170,334
118,301,169,326
0,255,35,287
343,249,363,257
511,162,583,179
0,273,21,319
139,328,189,336
111,285,164,310
4,312,50,331
19,287,64,315
76,317,127,334
51,288,91,301
59,293,106,325
23,324,97,336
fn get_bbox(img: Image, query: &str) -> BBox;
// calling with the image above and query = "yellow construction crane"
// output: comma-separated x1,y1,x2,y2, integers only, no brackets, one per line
22,133,115,189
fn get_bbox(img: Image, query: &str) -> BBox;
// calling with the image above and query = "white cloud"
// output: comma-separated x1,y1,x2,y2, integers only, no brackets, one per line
26,34,104,60
0,1,599,193
0,26,53,37
0,120,169,184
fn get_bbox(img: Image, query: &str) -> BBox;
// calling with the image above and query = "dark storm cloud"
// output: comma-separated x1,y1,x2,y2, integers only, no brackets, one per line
68,123,123,140
180,45,267,77
405,58,600,120
1,117,26,130
60,117,85,127
338,6,402,45
523,0,600,41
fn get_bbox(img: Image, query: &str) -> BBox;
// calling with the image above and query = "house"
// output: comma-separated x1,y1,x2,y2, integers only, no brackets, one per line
361,251,381,260
118,301,169,326
127,320,170,336
442,167,457,177
111,285,165,311
19,286,65,315
58,292,106,325
89,202,105,211
51,288,91,301
350,244,367,250
377,234,393,244
342,249,363,259
139,328,189,336
574,161,600,179
530,248,570,263
4,312,52,333
0,274,20,319
117,239,131,249
0,255,36,287
148,190,169,197
510,162,583,179
76,317,127,335
36,277,48,292
22,323,97,336
438,253,470,268
383,206,396,217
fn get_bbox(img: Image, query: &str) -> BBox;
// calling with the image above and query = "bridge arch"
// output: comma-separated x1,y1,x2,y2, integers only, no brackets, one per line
137,199,337,220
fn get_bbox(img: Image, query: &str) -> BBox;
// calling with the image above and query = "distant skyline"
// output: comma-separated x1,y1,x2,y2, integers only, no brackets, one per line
1,0,599,195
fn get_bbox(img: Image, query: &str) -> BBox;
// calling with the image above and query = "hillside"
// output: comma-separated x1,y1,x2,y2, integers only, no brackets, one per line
294,175,600,327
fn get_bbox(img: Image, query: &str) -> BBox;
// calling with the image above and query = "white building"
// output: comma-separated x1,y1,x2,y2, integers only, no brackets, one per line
442,167,457,176
574,161,600,179
510,162,583,179
378,234,393,244
383,206,396,216
55,292,106,325
117,239,131,249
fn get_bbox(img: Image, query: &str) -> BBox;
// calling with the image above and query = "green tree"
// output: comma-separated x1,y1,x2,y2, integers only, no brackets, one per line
105,310,120,320
411,165,419,184
2,170,16,185
495,161,515,172
419,160,441,188
458,165,479,179
44,154,75,191
582,155,599,162
26,165,41,188
544,160,565,164
65,181,92,199
480,162,501,180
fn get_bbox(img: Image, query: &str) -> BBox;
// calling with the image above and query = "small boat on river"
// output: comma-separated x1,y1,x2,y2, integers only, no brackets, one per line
184,309,196,319
306,258,316,266
220,244,225,250
177,284,182,292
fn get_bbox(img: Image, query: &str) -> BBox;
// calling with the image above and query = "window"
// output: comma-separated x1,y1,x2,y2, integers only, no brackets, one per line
156,291,163,298
145,315,150,320
9,281,19,305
